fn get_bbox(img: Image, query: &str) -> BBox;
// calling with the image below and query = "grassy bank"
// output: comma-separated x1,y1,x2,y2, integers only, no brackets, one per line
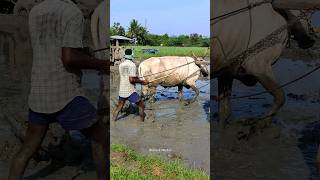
111,144,209,180
125,46,210,61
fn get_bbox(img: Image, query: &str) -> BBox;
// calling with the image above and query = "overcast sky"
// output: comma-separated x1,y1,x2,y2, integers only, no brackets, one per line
110,0,210,36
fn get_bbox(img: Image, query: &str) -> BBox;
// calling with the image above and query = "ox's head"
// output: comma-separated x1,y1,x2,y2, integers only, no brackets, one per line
192,50,209,77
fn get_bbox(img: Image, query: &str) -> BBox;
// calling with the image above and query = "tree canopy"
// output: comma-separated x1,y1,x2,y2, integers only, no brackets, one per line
110,20,209,47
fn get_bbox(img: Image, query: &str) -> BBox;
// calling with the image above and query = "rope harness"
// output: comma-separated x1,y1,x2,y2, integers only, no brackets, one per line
228,62,320,100
211,0,272,23
211,1,320,101
138,55,209,100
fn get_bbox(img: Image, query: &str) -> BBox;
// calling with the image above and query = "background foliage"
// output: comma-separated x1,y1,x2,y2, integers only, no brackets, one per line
110,19,209,47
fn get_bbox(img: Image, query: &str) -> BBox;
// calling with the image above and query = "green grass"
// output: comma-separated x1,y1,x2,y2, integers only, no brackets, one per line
125,46,210,61
111,144,209,180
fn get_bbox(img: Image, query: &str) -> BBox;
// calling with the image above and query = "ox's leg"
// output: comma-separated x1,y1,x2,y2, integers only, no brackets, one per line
141,85,155,103
178,85,183,101
141,85,147,100
255,67,285,127
218,76,233,128
184,77,199,104
190,84,199,103
151,86,157,103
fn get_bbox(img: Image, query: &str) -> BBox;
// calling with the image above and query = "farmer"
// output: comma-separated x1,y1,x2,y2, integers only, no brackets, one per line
274,8,315,49
113,49,149,122
8,0,108,180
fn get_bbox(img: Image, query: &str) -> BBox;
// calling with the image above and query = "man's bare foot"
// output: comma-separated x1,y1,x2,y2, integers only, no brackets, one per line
112,113,118,121
140,113,145,122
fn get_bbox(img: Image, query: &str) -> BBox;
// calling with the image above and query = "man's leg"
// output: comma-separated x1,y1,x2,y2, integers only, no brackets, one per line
8,123,48,180
81,121,108,180
136,100,145,122
112,100,125,121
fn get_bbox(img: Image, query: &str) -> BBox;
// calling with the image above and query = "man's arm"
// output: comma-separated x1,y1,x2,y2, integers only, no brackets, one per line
62,47,109,72
129,77,149,85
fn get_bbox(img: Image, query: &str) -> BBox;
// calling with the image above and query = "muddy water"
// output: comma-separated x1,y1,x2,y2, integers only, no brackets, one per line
108,67,210,173
212,57,320,179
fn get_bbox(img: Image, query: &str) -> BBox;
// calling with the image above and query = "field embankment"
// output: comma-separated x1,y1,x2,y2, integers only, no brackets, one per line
111,144,209,180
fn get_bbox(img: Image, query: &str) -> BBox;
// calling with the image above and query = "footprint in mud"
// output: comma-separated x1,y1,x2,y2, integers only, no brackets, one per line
287,93,307,101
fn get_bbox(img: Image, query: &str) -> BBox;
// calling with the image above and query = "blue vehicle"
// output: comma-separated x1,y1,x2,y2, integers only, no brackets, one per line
142,48,159,54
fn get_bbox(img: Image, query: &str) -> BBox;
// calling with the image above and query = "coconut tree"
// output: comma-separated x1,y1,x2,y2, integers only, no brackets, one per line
127,19,148,45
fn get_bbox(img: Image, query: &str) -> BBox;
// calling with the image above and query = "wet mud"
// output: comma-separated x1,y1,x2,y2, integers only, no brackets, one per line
212,52,320,179
109,65,211,173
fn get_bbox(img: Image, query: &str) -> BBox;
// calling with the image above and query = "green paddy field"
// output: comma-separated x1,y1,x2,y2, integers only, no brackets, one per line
125,46,210,61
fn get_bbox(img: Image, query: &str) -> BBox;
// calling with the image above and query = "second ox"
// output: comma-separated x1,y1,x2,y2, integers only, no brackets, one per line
138,55,209,103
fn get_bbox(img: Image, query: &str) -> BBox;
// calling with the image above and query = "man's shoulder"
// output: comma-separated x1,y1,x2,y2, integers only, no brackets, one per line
120,60,136,67
30,0,81,18
127,60,136,66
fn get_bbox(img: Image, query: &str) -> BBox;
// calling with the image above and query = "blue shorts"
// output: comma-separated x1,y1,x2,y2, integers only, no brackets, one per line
28,96,97,131
119,92,140,103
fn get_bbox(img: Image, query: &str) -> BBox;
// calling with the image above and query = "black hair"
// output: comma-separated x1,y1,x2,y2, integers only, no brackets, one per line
125,49,133,55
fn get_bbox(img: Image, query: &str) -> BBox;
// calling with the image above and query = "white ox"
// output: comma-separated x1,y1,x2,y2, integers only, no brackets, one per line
138,56,209,102
212,0,289,127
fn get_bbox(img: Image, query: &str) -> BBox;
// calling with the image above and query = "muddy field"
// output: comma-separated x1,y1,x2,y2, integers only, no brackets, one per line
108,63,211,173
212,45,320,179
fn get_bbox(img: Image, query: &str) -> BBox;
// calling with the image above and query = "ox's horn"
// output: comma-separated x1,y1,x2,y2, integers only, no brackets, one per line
191,51,198,62
192,51,197,58
202,48,209,58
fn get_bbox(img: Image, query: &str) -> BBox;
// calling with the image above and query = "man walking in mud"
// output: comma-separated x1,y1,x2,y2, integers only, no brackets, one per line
8,0,108,179
113,49,149,122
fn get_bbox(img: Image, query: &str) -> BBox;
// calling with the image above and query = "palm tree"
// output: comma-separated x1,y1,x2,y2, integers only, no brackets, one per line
127,19,148,45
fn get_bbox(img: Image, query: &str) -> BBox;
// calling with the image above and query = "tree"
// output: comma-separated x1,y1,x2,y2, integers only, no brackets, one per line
110,22,125,36
190,33,201,46
126,19,148,45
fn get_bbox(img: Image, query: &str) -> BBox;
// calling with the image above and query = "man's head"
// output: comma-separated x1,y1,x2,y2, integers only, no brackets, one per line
124,49,134,60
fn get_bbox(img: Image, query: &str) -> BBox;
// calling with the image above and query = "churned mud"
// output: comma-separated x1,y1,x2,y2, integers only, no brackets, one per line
212,46,320,179
109,64,211,173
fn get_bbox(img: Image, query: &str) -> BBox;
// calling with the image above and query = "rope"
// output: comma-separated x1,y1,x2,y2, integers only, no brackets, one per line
215,62,320,101
142,69,202,99
139,60,196,79
246,0,253,49
211,0,272,23
212,8,320,101
212,24,288,78
144,58,190,83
